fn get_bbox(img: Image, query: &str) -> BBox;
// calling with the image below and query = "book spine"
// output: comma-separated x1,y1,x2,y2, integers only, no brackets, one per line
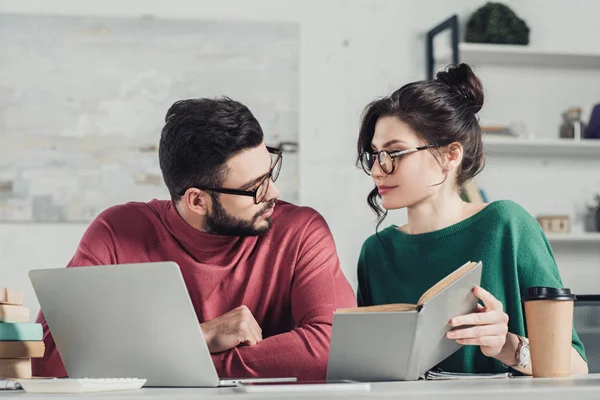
0,341,45,358
0,305,30,323
0,288,24,306
0,323,43,341
405,310,425,380
0,358,32,379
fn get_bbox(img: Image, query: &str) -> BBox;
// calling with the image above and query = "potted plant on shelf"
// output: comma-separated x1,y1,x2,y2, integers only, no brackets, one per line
465,2,530,45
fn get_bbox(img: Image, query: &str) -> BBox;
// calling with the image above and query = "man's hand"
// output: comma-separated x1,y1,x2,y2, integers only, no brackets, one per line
200,305,263,353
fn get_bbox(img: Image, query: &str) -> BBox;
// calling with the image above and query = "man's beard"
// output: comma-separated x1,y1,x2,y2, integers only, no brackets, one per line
203,198,276,236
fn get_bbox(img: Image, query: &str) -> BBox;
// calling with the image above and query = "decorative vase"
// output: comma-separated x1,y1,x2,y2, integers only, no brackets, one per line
559,107,586,140
585,103,600,139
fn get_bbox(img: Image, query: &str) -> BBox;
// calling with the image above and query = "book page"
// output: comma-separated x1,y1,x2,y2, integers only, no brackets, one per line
417,261,477,306
336,303,417,313
335,260,478,313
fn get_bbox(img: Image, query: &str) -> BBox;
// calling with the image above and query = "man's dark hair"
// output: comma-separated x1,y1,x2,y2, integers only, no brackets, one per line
159,97,264,200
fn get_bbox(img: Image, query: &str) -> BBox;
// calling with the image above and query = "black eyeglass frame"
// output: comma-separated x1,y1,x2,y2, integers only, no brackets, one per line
179,146,282,204
359,144,437,175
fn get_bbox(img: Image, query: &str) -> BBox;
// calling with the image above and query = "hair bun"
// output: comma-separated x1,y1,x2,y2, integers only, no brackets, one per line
435,63,484,114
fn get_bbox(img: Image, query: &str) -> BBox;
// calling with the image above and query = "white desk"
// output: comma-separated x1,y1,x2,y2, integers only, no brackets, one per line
2,374,600,399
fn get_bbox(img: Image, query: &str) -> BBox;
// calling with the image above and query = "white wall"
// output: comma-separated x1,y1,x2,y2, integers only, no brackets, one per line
2,0,600,318
0,224,86,316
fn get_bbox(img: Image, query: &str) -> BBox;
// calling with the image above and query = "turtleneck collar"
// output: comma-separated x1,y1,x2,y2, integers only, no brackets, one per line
161,199,250,257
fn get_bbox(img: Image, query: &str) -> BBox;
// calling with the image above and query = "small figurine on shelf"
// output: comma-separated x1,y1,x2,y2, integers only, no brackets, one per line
583,195,600,233
559,107,587,140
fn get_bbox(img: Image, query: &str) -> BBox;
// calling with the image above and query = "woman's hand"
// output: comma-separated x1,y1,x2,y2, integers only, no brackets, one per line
446,286,509,358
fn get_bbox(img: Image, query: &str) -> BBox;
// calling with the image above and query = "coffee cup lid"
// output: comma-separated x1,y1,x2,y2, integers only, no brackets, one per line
522,286,577,301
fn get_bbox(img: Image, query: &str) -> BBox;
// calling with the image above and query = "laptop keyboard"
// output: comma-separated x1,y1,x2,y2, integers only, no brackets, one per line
17,377,146,393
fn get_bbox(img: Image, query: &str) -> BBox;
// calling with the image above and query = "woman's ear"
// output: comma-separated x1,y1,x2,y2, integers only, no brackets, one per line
444,142,464,171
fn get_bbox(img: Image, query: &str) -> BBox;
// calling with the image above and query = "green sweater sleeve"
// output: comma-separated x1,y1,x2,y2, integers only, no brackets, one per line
514,209,587,363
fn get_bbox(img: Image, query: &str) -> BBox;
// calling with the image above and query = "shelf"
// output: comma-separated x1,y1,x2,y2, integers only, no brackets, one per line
438,43,600,69
483,138,600,157
546,233,600,243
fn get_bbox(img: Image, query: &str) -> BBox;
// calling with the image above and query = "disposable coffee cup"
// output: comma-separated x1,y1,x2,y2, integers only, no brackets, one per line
522,287,576,378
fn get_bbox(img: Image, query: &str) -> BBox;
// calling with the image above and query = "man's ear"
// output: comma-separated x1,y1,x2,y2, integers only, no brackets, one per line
181,188,211,216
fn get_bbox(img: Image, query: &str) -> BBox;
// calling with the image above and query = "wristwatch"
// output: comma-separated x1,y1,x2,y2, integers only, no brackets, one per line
503,335,531,369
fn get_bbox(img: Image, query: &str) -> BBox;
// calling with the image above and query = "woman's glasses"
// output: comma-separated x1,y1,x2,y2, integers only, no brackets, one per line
359,145,436,176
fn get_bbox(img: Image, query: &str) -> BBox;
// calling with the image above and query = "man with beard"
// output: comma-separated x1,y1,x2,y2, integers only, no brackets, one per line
33,97,356,380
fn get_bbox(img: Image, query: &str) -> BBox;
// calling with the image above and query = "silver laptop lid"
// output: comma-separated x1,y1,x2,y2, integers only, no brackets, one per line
29,262,220,387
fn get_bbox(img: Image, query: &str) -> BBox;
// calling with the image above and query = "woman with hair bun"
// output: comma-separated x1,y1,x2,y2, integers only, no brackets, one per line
355,63,588,375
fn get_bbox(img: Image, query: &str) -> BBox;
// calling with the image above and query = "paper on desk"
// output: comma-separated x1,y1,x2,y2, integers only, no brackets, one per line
0,379,22,390
423,369,512,380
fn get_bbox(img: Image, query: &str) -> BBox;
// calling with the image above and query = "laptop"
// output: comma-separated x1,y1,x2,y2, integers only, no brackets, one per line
29,262,296,387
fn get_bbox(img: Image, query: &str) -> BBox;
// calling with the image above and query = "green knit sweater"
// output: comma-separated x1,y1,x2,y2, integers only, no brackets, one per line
357,200,587,373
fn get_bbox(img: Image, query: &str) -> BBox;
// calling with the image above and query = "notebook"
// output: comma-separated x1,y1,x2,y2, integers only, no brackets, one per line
327,261,483,382
422,369,512,380
0,379,21,390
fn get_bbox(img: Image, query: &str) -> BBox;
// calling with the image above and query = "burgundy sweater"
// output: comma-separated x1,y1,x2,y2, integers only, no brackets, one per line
33,199,356,380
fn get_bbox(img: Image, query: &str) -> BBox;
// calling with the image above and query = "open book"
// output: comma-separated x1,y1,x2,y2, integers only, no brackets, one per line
326,261,483,382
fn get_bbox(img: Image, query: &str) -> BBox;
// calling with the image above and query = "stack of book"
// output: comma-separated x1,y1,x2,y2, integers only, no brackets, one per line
0,288,44,379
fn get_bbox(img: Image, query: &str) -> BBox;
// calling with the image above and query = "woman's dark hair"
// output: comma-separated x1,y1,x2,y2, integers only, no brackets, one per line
357,63,485,225
159,97,264,201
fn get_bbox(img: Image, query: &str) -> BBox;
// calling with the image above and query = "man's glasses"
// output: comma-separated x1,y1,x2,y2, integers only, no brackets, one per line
359,145,436,176
180,147,282,204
